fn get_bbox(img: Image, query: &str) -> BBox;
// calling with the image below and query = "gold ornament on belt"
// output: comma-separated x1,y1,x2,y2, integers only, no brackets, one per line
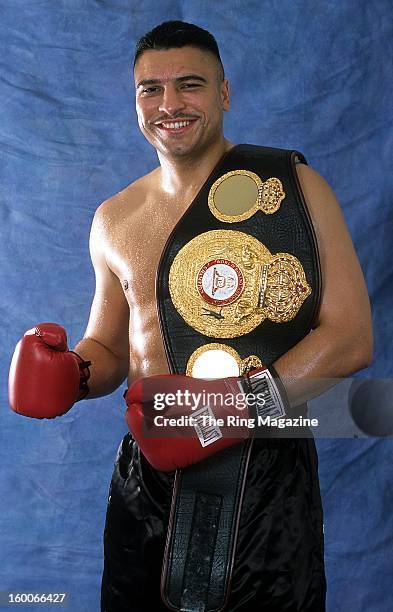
208,169,285,223
169,230,311,338
186,343,264,378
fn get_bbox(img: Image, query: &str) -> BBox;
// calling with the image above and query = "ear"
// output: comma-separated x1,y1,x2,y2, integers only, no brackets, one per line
221,78,230,112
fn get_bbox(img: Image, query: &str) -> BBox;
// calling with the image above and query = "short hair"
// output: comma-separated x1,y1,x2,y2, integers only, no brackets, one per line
134,20,224,78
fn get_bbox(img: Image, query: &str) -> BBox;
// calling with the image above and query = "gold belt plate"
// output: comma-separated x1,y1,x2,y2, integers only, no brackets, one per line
169,230,311,338
208,170,285,223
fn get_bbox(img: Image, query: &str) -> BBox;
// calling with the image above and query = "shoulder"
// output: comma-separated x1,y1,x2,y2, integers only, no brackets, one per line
96,168,158,218
295,162,335,199
294,162,344,230
94,166,160,225
89,167,159,261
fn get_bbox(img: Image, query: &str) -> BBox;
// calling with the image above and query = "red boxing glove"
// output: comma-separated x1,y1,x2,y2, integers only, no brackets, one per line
125,368,288,472
9,323,91,419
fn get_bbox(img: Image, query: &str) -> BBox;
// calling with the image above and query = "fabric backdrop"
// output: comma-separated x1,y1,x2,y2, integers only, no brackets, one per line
1,1,392,611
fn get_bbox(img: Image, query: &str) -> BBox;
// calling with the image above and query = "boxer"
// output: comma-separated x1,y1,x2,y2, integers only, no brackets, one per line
9,20,373,612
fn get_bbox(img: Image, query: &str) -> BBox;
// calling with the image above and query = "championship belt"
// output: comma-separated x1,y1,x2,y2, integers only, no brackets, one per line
157,144,321,612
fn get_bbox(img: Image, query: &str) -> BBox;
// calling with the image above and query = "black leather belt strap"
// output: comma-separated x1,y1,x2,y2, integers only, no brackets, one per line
161,441,253,612
156,144,321,611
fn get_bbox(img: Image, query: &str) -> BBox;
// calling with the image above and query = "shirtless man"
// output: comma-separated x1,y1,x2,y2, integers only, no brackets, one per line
9,20,373,612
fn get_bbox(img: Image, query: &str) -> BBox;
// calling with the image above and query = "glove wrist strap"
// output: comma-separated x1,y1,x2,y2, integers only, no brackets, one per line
241,365,289,420
69,351,91,401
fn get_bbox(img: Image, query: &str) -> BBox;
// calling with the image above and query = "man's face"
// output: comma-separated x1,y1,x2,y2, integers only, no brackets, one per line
134,46,230,159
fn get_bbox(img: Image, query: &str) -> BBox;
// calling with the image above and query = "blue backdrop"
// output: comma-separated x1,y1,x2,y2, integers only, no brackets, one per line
1,1,392,611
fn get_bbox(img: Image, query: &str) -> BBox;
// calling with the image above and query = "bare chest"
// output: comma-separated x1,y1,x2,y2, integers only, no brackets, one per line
110,206,180,303
106,200,188,377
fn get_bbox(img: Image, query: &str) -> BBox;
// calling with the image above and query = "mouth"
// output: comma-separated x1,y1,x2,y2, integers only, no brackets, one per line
154,119,198,134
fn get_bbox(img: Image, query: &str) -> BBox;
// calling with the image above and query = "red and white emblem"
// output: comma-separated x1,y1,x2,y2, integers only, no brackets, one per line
196,259,244,306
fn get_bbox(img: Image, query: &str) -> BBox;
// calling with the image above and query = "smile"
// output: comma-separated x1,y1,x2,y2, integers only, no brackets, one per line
156,119,196,131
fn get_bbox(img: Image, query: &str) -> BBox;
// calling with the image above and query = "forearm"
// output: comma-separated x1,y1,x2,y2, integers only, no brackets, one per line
73,337,129,399
273,324,373,408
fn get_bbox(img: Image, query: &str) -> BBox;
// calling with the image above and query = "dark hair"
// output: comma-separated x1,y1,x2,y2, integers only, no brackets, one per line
134,20,224,78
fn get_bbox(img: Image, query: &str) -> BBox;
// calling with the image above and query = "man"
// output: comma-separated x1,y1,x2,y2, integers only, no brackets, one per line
9,20,372,612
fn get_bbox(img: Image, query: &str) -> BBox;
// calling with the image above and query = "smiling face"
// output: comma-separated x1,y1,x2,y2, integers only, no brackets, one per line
134,46,230,160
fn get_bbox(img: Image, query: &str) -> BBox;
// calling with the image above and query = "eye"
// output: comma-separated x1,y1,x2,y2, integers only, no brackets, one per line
141,86,160,95
180,82,202,89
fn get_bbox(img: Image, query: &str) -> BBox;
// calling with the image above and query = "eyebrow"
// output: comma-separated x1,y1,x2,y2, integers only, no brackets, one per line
136,74,207,88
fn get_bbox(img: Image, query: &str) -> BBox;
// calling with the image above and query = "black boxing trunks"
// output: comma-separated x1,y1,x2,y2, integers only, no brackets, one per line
101,433,326,611
101,144,326,611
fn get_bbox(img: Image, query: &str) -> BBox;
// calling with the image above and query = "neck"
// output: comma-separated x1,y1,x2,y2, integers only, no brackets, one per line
157,137,234,196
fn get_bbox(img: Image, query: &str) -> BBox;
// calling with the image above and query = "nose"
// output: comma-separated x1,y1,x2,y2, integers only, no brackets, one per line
158,84,186,116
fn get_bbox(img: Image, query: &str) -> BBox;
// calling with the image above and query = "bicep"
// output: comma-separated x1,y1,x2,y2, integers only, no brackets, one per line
296,164,372,343
83,207,130,362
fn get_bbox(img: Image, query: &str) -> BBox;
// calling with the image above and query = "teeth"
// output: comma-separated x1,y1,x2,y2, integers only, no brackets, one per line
161,120,191,129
